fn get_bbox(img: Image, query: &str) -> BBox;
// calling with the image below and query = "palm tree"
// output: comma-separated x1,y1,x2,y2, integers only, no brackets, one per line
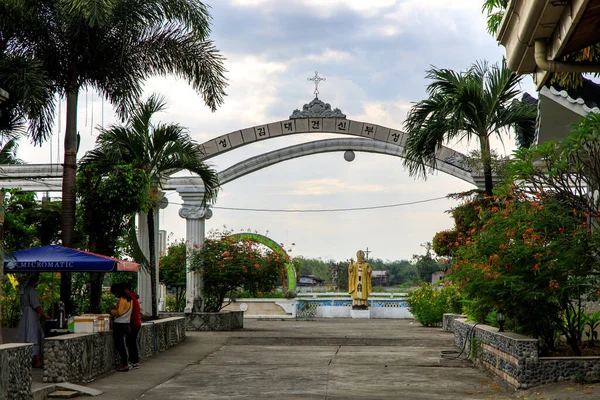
0,139,24,344
2,0,227,311
81,94,219,317
0,50,49,343
402,60,536,195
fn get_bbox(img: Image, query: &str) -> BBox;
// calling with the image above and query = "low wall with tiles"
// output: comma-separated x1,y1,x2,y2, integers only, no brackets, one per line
0,343,32,400
222,299,297,318
160,311,244,331
449,316,600,389
43,316,185,383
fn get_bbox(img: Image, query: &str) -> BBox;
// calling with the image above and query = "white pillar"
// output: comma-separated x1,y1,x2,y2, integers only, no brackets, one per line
136,212,152,315
137,193,168,316
177,187,212,313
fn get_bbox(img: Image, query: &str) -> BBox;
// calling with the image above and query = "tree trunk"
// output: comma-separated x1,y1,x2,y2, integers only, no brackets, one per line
0,190,5,344
88,272,105,313
147,208,158,318
86,219,104,313
479,135,494,196
60,89,79,315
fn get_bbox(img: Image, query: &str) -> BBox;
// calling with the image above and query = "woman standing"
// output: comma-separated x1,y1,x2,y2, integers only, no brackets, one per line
125,284,141,369
17,272,51,368
109,284,132,372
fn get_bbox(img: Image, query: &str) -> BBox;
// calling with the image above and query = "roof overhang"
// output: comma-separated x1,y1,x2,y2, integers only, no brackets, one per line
497,0,600,89
537,86,591,144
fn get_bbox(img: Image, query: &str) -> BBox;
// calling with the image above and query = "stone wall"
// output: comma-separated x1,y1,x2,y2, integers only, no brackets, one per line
160,311,244,331
43,317,185,383
442,313,466,332
0,343,32,400
448,315,600,389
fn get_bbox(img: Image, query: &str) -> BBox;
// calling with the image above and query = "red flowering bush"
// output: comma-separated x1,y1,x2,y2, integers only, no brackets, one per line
450,193,600,355
190,231,287,312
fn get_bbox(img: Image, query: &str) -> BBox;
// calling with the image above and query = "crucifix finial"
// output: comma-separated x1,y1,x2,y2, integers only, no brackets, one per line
307,71,325,98
364,247,371,260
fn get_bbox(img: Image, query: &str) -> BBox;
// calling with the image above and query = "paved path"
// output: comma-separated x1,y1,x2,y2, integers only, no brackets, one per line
81,319,506,399
79,319,600,400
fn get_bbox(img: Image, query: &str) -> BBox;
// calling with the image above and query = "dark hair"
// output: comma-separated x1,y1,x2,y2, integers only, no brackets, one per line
110,283,131,300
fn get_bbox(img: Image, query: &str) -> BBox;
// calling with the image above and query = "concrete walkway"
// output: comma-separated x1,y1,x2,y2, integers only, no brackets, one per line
76,319,600,400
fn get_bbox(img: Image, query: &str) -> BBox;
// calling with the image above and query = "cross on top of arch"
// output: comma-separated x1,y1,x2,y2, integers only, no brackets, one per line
308,71,325,98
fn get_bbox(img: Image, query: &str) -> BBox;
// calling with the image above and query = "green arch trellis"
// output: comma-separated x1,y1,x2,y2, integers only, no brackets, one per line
227,233,296,291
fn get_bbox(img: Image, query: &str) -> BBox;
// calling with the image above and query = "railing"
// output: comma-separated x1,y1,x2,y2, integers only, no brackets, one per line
296,293,410,318
297,292,408,298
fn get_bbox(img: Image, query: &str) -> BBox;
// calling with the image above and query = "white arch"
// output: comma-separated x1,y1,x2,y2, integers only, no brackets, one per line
219,138,476,186
199,117,470,175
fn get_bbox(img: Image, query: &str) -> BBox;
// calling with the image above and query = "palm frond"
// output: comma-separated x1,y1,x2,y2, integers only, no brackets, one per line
0,139,24,165
81,94,220,204
114,0,212,35
403,59,536,192
0,56,55,144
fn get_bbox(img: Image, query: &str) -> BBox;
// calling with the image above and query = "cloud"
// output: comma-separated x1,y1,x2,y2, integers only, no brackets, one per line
307,48,352,63
14,0,523,262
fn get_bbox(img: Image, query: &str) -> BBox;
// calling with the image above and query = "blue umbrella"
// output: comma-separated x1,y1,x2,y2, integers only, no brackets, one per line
4,245,139,272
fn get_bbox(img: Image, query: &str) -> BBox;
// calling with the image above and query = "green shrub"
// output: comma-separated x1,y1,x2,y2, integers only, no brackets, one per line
407,283,463,327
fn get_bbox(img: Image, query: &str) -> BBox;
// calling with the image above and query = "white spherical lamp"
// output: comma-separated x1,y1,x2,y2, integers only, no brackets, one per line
344,150,355,162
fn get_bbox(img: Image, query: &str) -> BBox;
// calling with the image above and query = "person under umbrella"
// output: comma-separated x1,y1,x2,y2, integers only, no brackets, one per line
16,272,51,368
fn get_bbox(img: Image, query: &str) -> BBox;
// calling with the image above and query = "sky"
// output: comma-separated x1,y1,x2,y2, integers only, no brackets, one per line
17,0,537,263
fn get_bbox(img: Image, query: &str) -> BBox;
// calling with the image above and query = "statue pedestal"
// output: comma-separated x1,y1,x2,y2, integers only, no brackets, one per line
350,308,371,319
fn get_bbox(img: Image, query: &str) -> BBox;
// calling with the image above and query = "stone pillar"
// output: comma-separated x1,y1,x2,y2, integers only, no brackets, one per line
177,187,212,313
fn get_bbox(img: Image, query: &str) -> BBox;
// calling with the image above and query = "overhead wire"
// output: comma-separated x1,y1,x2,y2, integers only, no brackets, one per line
169,195,449,213
0,180,450,213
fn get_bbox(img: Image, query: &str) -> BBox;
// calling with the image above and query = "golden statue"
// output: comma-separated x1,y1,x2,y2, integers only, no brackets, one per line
348,250,372,309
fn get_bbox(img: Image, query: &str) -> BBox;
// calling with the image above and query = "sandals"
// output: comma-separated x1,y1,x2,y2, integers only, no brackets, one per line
117,366,129,372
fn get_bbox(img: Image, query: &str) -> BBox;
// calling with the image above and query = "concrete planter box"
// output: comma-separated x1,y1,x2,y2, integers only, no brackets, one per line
161,311,244,331
445,314,600,389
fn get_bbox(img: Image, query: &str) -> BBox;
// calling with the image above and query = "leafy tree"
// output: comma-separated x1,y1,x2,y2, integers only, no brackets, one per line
293,256,331,281
328,261,349,291
1,0,227,310
481,0,508,36
76,164,151,312
412,243,444,283
190,232,287,312
450,193,600,355
368,258,418,286
508,112,600,222
1,193,62,338
159,242,187,312
2,190,63,254
402,60,536,195
81,95,219,317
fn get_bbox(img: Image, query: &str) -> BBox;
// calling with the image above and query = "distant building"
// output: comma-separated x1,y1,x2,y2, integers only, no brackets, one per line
372,270,389,286
431,270,447,283
298,275,325,287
